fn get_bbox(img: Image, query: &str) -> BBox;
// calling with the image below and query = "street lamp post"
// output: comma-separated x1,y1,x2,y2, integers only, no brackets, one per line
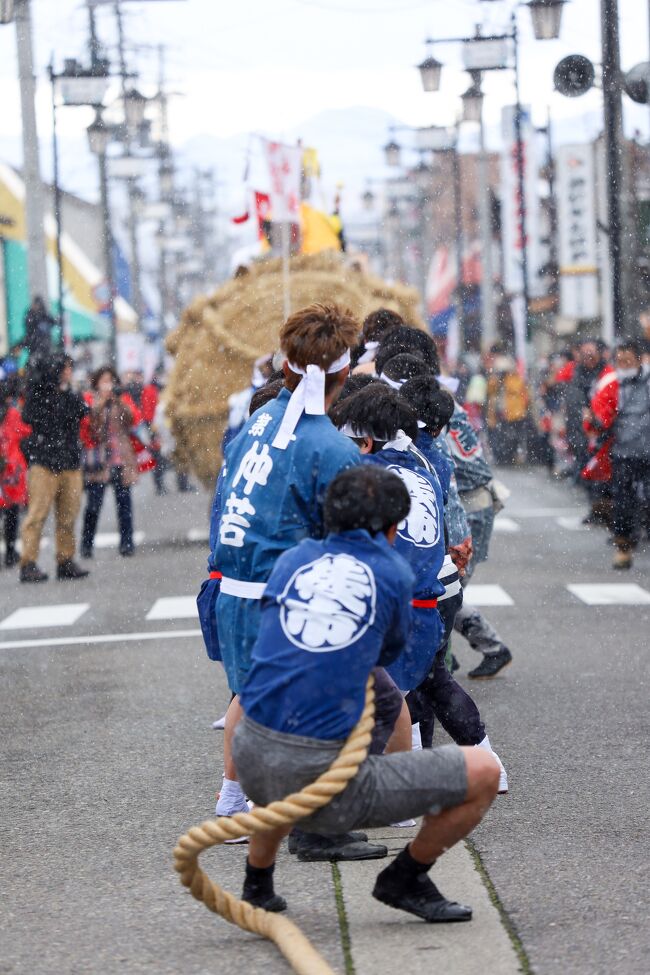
12,0,49,304
87,112,118,367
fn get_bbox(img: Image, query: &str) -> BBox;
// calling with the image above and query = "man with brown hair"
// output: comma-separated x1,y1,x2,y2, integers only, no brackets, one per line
209,304,386,860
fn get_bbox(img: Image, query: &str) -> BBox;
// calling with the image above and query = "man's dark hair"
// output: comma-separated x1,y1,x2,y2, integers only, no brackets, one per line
400,376,454,432
337,373,378,403
380,353,431,385
324,465,410,537
616,338,642,359
331,384,418,446
362,308,404,343
375,326,439,377
249,379,284,415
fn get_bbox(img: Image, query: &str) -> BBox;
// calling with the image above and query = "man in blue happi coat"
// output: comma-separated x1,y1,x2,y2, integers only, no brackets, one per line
234,465,499,921
331,385,446,691
208,304,392,861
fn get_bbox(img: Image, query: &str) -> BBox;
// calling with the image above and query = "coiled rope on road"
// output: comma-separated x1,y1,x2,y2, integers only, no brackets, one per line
173,675,375,975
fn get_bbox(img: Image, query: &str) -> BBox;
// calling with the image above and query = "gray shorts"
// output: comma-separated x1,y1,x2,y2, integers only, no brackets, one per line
233,716,468,835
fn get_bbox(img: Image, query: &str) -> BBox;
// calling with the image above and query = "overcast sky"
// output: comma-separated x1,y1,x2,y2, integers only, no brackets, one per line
0,0,649,187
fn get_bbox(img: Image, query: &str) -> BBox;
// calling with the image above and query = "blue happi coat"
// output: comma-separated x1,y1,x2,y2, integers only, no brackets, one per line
446,404,492,494
196,469,225,662
240,529,414,741
416,429,470,547
363,444,445,690
211,388,360,693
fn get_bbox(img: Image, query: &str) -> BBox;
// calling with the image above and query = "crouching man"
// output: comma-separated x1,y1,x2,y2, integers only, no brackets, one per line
233,465,499,922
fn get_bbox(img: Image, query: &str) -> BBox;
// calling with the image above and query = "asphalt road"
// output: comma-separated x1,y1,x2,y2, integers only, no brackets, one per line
1,468,649,974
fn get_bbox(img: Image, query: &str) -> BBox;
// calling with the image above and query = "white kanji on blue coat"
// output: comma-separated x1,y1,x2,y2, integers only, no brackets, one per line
387,465,440,548
280,554,376,652
219,493,255,547
232,441,273,496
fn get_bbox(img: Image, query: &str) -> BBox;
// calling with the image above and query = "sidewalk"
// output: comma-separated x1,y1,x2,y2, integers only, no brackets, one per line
190,827,523,975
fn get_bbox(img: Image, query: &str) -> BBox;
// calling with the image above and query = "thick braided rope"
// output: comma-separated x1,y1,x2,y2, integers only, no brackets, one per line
173,676,376,975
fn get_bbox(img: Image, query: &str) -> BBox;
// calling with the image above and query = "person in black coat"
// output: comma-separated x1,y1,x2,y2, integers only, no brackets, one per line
19,354,90,582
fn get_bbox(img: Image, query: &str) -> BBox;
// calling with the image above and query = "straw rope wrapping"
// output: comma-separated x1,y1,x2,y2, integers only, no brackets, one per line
173,676,376,975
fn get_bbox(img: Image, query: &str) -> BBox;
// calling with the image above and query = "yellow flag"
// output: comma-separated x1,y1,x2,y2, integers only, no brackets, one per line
299,203,342,255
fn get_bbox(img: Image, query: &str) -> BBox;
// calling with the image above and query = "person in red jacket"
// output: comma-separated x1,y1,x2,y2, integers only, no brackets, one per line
581,362,618,525
0,380,31,567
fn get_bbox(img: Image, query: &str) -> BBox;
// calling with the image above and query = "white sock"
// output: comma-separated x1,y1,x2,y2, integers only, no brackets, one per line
215,777,247,814
476,735,508,793
411,723,423,751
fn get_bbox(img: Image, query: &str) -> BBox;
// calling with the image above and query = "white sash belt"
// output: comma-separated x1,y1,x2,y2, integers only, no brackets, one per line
220,576,266,599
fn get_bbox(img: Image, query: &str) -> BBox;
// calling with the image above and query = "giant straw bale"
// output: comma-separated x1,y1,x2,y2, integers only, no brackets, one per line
164,251,424,488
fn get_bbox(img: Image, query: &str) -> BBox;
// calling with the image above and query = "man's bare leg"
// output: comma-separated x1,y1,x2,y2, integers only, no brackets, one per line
384,699,412,753
410,747,498,862
373,748,499,922
241,824,293,913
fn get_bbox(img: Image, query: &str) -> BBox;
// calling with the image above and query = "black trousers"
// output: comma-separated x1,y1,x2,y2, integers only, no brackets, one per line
3,505,19,550
407,591,485,747
82,467,134,553
611,457,650,541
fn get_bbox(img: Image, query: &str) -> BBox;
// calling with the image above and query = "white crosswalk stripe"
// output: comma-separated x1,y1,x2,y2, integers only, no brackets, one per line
94,531,145,549
0,603,90,631
187,528,209,543
145,596,198,620
463,584,514,607
556,516,589,532
493,517,520,533
567,583,650,606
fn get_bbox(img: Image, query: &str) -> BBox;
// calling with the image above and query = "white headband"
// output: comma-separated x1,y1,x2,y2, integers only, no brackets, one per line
357,340,379,365
378,372,403,390
382,429,413,452
272,350,351,450
340,422,370,439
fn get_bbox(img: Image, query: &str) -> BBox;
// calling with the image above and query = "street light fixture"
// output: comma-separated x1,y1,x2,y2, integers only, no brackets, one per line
417,54,443,92
86,115,111,155
461,80,484,123
362,188,375,211
384,138,401,168
527,0,566,41
123,87,148,131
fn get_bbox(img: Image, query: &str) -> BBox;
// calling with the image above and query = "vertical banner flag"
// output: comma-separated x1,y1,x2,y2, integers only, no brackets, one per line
254,191,272,241
500,106,541,299
263,140,302,222
556,144,599,320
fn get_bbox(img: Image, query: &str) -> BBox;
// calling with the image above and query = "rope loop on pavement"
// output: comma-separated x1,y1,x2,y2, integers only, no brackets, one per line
173,675,376,975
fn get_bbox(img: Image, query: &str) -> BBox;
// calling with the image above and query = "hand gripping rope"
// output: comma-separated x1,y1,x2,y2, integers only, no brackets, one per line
173,676,376,975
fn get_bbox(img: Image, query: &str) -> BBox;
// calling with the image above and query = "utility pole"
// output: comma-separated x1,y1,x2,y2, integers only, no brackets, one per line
156,44,171,335
601,0,636,337
87,1,118,365
478,111,496,349
114,0,145,324
14,0,49,303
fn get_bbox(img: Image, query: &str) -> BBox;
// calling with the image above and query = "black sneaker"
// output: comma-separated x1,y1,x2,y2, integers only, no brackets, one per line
467,648,512,680
19,561,49,583
241,890,287,912
288,828,368,855
373,872,472,923
296,833,387,862
56,559,90,580
80,545,93,559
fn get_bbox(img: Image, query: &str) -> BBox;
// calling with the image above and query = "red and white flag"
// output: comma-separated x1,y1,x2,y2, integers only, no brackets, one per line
263,140,302,222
